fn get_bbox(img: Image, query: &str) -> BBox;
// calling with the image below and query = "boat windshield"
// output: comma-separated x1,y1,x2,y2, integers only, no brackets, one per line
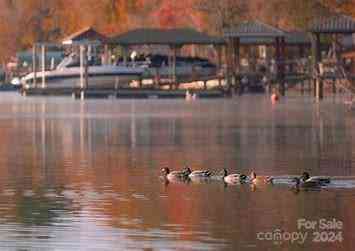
56,54,79,69
56,54,101,69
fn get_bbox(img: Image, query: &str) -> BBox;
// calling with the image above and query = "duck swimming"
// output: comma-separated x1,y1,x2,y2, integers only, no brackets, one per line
161,167,189,181
293,177,322,189
300,172,330,185
183,167,212,178
220,169,247,184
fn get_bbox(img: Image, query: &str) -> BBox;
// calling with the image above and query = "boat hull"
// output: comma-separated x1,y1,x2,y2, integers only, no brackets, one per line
22,66,143,89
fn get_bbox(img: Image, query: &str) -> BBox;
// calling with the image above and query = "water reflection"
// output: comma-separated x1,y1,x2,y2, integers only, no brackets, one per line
0,94,353,250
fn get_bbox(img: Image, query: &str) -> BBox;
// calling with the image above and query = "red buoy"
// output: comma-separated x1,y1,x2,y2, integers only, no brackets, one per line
271,93,279,102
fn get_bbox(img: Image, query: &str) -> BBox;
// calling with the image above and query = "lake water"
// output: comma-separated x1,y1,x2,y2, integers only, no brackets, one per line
0,93,354,250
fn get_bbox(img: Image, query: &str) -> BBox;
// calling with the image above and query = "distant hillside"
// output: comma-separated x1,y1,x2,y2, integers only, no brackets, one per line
0,0,353,63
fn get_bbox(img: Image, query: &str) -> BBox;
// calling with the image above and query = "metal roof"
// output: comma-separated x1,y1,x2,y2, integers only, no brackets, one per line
239,32,310,46
224,20,286,38
109,28,225,46
309,15,355,34
62,27,108,45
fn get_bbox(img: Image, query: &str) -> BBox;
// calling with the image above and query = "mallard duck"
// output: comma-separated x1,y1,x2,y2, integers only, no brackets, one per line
220,169,247,184
301,172,330,185
161,167,189,181
293,177,322,189
183,167,212,178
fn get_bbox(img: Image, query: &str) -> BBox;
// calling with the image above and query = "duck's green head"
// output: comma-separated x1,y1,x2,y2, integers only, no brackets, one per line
240,174,247,181
301,172,310,182
161,167,170,175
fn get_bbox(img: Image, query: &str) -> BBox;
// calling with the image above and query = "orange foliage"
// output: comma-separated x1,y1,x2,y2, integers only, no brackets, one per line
152,0,203,28
0,0,354,62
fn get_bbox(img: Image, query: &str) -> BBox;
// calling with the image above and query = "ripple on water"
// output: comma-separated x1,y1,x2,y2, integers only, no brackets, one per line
0,95,353,250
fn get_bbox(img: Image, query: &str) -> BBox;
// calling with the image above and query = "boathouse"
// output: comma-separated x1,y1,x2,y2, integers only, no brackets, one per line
109,28,225,89
224,20,311,96
309,14,355,99
62,27,108,45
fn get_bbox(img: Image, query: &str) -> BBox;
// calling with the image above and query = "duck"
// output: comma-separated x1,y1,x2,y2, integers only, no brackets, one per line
183,167,212,178
161,167,189,181
300,172,330,185
220,169,247,184
293,177,322,189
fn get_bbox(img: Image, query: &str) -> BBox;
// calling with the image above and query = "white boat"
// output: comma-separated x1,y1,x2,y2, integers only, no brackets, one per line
118,54,217,83
22,54,144,89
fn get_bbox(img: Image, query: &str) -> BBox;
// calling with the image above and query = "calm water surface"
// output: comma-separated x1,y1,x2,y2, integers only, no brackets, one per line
0,93,353,250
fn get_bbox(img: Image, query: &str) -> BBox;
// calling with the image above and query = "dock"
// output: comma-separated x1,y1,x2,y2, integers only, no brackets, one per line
21,88,226,99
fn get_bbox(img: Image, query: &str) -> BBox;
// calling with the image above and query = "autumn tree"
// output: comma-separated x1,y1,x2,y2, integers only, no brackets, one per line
0,0,354,63
195,0,249,34
320,0,355,17
262,0,331,30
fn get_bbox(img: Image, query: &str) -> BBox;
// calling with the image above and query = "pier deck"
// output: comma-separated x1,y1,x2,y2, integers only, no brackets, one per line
21,88,226,99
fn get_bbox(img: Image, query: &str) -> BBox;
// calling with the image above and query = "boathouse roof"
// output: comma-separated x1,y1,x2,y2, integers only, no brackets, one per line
109,28,225,46
239,32,310,46
224,21,286,38
62,27,108,45
309,15,355,34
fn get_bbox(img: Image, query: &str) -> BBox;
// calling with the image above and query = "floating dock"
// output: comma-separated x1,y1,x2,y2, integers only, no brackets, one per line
21,88,226,99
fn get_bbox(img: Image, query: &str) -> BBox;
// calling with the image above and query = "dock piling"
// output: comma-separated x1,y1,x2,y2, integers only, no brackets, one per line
41,45,47,88
79,45,89,90
80,45,85,89
32,45,37,88
313,33,323,101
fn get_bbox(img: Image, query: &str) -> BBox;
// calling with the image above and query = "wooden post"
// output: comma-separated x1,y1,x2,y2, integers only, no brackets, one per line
32,45,37,88
122,46,128,66
280,37,286,96
230,39,235,90
275,37,281,94
84,48,89,90
315,33,323,100
235,38,240,92
231,38,236,75
235,38,240,72
138,76,142,88
225,39,231,90
168,47,173,90
80,45,85,90
103,44,109,65
108,47,113,65
41,44,46,89
228,38,234,92
173,46,177,89
216,45,222,87
311,34,316,97
79,45,89,99
155,68,160,88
